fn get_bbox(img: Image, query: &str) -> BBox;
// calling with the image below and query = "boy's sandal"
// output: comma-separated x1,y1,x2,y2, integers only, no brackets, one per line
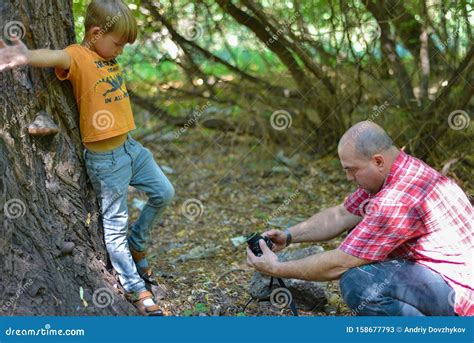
129,246,159,286
126,290,164,316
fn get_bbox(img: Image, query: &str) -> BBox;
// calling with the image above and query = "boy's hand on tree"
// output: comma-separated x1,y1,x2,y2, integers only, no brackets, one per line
0,38,30,71
262,229,287,252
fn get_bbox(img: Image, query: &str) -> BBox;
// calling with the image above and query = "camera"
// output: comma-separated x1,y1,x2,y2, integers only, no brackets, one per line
246,232,274,257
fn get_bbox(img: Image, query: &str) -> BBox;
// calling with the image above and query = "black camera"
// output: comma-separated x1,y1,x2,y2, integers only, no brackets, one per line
246,232,274,257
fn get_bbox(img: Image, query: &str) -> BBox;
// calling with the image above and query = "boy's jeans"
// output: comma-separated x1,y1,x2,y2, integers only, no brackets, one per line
340,259,456,316
84,134,174,293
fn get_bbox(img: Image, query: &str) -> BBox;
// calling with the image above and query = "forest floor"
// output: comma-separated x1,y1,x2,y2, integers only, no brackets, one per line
127,127,356,316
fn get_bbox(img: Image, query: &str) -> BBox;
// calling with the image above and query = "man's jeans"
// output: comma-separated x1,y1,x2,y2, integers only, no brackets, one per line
340,259,456,316
84,135,174,293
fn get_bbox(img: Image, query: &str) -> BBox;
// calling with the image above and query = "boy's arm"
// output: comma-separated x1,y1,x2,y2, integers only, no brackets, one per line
0,38,70,71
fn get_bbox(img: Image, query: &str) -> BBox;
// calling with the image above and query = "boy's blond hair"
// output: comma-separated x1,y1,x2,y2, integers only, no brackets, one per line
84,0,137,44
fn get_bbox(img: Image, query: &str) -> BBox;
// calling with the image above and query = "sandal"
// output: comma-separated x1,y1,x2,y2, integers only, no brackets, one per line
129,245,159,286
126,290,164,316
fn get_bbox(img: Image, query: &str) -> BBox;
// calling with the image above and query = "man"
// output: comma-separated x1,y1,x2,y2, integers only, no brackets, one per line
247,121,473,316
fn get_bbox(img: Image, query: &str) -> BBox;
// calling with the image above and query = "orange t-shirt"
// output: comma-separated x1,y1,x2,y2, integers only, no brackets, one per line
55,44,136,143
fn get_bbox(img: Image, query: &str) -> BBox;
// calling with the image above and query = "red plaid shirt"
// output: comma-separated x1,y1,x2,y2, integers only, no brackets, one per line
340,151,473,316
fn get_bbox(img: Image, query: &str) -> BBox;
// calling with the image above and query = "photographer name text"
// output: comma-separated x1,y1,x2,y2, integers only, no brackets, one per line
346,326,466,334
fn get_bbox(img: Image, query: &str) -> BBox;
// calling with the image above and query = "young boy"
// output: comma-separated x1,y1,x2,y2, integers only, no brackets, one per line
0,0,174,316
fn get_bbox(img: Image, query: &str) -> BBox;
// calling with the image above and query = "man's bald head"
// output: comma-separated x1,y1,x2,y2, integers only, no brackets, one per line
338,121,399,194
338,121,394,158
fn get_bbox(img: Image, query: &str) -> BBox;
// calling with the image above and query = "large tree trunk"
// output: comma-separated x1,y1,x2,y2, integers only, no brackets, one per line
0,0,134,315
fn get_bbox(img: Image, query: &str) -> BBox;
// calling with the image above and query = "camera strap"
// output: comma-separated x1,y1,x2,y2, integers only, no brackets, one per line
269,277,299,316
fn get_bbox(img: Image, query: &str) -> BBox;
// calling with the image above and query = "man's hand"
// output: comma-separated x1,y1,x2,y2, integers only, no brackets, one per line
0,38,30,71
262,229,287,252
246,239,280,276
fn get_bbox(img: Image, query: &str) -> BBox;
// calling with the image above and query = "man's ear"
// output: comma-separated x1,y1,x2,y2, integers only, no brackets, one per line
372,154,385,169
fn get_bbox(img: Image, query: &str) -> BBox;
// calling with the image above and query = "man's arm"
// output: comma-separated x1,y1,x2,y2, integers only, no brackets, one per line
247,241,371,281
0,38,70,71
274,248,371,281
290,203,362,243
263,203,362,252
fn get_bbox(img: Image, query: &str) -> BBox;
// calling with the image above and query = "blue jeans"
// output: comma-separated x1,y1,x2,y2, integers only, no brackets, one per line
340,259,456,316
84,135,174,293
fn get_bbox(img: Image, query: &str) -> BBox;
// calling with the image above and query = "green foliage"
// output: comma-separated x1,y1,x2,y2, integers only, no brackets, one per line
71,0,472,84
194,303,207,313
181,302,208,316
181,309,193,316
70,0,473,173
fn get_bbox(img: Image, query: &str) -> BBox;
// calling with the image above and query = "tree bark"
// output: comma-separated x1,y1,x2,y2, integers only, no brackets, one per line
382,0,441,68
0,0,135,315
365,0,416,108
